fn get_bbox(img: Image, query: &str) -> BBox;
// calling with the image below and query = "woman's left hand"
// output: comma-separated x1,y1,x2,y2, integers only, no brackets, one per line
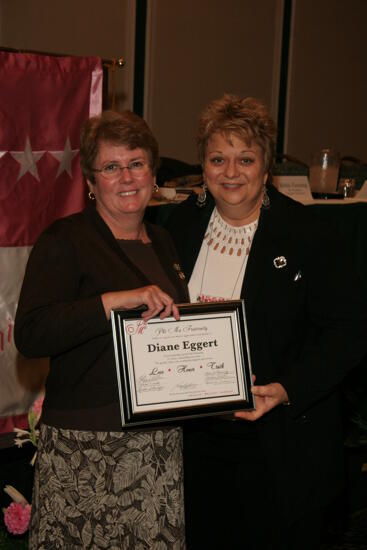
234,382,289,421
101,285,180,322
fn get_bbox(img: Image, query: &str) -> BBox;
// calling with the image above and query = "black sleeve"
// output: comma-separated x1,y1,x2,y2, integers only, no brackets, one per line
279,217,367,417
14,227,110,358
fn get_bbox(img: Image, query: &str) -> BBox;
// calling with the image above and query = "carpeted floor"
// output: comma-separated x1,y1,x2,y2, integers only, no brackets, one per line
321,507,367,550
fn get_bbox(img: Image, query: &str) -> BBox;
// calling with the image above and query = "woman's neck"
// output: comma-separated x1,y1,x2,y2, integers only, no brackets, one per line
215,201,261,226
96,207,147,241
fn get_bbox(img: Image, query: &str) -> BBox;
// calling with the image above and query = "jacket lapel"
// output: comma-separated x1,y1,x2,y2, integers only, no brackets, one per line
146,222,190,302
84,205,151,285
181,194,215,279
85,206,189,302
243,210,275,315
242,186,292,316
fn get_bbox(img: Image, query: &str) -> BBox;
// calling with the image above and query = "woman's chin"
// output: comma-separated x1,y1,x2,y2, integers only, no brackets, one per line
116,198,147,214
216,194,249,208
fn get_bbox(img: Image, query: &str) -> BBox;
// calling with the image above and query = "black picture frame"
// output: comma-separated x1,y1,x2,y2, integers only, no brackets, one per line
111,300,254,427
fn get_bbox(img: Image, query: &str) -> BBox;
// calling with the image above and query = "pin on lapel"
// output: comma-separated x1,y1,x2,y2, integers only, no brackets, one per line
293,270,302,281
173,263,185,279
273,256,287,269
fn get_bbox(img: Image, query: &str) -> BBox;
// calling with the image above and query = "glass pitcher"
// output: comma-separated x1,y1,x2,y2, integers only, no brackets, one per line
309,148,340,194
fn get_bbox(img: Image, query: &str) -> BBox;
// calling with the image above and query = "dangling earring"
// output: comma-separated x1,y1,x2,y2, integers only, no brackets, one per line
262,185,270,209
196,182,207,208
88,190,95,201
153,183,159,193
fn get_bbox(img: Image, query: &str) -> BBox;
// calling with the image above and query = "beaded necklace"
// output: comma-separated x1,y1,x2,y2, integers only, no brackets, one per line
196,208,258,302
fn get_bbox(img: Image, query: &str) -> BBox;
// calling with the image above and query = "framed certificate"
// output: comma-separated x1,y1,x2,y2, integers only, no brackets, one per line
111,300,254,427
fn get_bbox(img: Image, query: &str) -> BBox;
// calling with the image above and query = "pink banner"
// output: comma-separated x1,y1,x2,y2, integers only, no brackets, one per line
0,52,103,433
0,52,103,246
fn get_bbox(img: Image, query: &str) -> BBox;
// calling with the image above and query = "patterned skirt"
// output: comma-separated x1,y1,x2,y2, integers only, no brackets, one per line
29,424,185,549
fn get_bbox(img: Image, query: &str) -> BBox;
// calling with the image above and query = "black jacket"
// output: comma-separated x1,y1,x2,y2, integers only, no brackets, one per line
166,184,367,518
15,205,189,431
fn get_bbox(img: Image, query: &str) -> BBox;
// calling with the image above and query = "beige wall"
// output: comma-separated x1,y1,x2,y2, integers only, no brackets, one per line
0,0,135,111
144,0,283,163
1,0,366,165
286,0,367,163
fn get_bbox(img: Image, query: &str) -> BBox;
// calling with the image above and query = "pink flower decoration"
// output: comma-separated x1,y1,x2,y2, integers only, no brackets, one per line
31,396,44,417
4,502,31,535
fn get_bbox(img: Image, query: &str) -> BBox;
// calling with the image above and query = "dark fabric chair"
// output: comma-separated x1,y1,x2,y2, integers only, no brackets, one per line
156,157,202,186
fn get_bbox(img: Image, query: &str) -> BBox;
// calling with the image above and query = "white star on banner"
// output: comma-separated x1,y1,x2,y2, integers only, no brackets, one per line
49,137,79,178
0,152,6,159
10,137,45,181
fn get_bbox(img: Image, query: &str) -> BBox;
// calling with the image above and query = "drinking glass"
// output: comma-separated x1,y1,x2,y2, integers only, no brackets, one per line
309,148,340,194
338,178,356,198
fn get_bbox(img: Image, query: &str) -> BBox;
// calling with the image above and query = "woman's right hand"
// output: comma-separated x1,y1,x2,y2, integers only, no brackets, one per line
101,285,180,322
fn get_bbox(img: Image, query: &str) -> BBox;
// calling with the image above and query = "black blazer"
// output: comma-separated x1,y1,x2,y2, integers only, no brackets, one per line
15,205,189,431
166,184,367,519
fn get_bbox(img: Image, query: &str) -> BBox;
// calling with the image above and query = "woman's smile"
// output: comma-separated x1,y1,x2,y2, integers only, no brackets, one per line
221,182,244,188
117,189,139,197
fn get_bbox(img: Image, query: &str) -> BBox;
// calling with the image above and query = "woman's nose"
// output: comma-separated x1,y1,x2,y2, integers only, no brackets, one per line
224,159,239,178
120,166,133,182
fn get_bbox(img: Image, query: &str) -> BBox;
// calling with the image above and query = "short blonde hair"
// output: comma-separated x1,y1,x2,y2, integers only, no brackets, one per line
197,94,276,172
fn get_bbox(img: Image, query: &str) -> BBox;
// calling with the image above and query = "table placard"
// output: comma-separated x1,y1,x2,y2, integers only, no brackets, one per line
273,175,313,204
111,300,254,426
356,180,367,199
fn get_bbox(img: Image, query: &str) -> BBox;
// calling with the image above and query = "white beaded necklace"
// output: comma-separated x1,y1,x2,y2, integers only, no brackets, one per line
191,208,258,302
204,208,258,257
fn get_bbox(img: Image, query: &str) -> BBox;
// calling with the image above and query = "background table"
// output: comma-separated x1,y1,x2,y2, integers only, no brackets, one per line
306,201,367,288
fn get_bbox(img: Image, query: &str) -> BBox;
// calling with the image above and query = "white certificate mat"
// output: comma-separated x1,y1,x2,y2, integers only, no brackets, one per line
111,300,254,426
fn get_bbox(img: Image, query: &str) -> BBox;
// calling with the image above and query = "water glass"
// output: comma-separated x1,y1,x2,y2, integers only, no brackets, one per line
309,148,340,194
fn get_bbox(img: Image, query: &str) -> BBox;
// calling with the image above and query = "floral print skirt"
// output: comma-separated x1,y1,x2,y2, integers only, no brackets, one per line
29,424,185,549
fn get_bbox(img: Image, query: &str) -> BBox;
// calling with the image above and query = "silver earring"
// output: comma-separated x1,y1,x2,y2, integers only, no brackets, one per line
153,183,159,193
262,186,270,209
196,182,207,208
88,191,95,201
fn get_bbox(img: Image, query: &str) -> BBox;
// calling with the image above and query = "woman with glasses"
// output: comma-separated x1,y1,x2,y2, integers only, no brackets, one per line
15,110,188,549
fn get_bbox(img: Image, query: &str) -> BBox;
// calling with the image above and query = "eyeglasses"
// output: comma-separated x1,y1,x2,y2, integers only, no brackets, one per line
92,160,150,180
